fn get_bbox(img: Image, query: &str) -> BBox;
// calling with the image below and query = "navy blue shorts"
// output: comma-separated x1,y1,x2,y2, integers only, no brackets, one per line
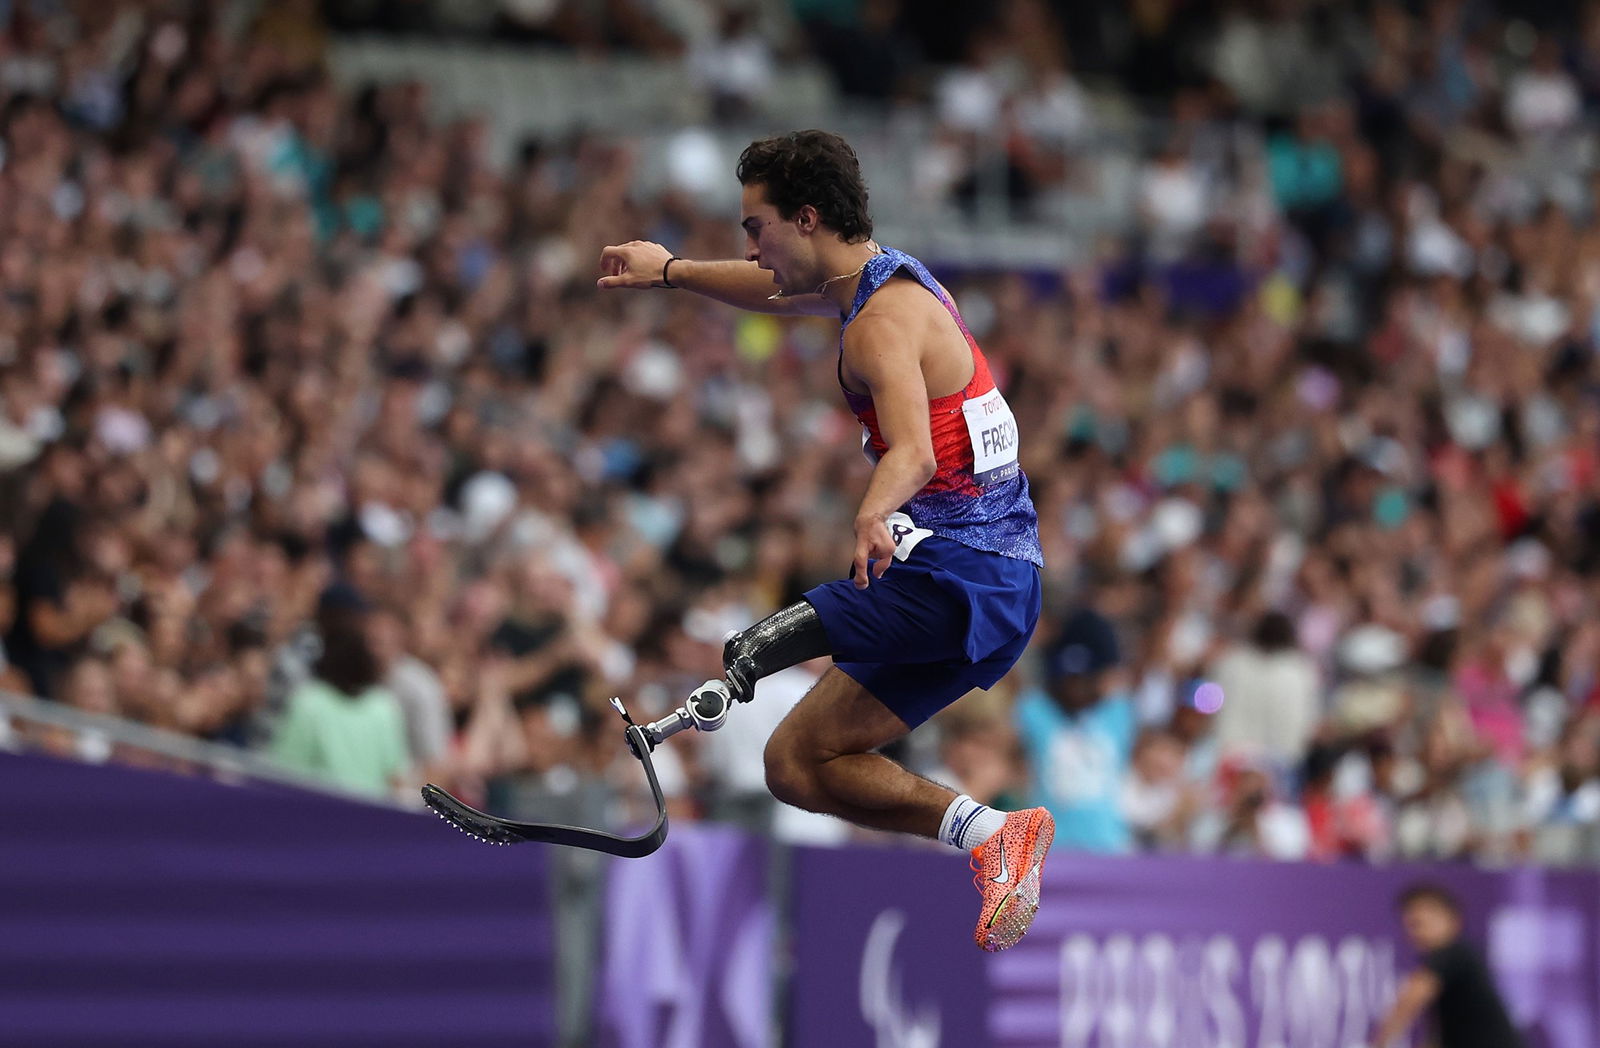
803,536,1041,729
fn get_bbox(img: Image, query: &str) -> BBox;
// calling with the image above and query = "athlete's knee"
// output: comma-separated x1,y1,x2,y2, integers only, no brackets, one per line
763,734,824,811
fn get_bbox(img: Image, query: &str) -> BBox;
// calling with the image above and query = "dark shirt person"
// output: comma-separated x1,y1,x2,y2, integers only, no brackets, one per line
1372,884,1523,1048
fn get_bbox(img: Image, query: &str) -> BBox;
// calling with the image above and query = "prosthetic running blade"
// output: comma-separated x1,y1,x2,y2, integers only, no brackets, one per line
420,692,721,857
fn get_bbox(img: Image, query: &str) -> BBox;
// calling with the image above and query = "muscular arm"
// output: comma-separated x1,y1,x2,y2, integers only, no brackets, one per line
669,258,838,316
841,305,937,588
1371,970,1439,1048
597,241,835,317
845,310,938,523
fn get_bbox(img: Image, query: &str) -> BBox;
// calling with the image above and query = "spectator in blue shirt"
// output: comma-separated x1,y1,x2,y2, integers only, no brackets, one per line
1015,607,1137,852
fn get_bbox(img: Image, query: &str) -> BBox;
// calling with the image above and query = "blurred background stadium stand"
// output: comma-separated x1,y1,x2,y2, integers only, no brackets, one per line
2,0,1600,1044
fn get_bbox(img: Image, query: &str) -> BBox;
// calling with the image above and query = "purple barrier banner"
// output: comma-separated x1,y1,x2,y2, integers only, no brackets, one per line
791,844,991,1048
0,752,555,1048
595,823,774,1048
791,846,1600,1048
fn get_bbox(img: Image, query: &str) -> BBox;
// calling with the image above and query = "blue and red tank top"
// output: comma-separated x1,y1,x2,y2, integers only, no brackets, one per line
840,247,1042,567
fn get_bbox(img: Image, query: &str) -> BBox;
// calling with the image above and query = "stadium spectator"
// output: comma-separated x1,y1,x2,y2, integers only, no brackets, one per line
1015,607,1136,853
1300,741,1392,862
1522,719,1600,864
1209,610,1322,772
366,602,452,780
1191,759,1310,861
932,712,1024,815
22,654,118,766
270,585,412,800
1121,726,1198,851
0,533,27,695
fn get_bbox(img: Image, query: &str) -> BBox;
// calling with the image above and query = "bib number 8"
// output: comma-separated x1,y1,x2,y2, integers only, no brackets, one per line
884,511,932,562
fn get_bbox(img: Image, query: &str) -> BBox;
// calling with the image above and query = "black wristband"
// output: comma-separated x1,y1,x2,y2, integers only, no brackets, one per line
660,256,682,289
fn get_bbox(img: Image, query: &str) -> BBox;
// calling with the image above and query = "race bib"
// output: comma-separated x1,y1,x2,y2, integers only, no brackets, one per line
961,387,1020,487
884,511,932,562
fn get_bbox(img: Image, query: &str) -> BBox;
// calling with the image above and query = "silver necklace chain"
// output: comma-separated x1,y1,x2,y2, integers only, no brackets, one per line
768,242,882,300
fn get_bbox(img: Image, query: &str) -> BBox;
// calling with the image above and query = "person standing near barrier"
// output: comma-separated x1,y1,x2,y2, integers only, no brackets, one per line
1370,883,1524,1048
598,130,1050,952
1014,607,1136,853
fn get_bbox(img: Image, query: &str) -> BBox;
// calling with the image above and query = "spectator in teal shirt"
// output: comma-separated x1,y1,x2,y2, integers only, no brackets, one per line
1015,607,1137,853
272,585,412,800
1266,110,1343,213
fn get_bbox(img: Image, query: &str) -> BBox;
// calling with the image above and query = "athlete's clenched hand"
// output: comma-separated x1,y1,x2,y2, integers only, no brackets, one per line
852,513,895,589
597,241,673,290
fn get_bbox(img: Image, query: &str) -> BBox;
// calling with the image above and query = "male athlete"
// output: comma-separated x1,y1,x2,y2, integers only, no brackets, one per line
597,130,1050,952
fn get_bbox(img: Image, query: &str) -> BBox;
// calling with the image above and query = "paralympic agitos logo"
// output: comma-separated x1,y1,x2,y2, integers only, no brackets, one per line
859,909,942,1048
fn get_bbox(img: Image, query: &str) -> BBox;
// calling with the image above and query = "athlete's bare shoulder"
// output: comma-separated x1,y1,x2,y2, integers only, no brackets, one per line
846,272,973,396
843,280,934,353
841,296,918,370
849,274,946,332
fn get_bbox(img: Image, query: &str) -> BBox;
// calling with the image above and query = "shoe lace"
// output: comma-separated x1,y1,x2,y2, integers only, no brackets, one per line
969,846,986,894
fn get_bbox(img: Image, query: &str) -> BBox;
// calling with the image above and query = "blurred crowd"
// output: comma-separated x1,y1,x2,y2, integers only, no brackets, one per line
0,0,1598,868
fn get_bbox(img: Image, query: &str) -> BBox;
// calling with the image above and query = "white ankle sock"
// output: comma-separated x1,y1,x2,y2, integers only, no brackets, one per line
938,794,1008,851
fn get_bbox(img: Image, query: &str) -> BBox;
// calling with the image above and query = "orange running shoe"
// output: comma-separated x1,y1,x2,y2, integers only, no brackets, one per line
969,807,1055,953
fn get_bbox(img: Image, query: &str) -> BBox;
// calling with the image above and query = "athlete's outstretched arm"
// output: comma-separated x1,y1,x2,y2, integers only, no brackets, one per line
597,240,835,316
843,308,938,589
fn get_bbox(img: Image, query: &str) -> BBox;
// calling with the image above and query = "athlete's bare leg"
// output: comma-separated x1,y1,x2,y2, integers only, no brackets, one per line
763,666,956,839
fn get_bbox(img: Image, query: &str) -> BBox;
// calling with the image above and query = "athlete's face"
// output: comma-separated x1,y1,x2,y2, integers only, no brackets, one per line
1401,899,1459,952
741,183,817,292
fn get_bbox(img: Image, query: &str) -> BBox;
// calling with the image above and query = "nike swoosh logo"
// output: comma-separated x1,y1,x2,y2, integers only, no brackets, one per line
992,838,1012,885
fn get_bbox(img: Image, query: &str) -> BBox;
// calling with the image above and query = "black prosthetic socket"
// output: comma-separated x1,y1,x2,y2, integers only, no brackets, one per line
722,601,832,702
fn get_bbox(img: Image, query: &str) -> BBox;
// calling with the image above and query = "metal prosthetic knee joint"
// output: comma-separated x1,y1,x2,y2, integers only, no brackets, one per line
686,679,732,732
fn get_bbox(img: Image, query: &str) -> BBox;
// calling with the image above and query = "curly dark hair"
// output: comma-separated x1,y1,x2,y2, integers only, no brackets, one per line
1398,882,1462,917
736,130,873,243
